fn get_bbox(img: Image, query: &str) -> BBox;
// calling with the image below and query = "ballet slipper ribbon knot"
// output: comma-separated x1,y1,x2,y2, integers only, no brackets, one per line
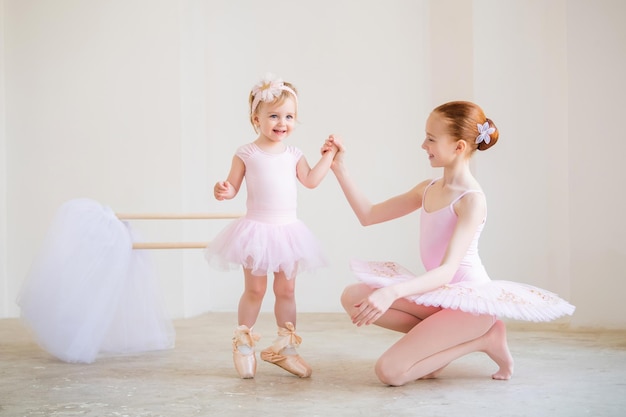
271,322,302,353
234,326,260,347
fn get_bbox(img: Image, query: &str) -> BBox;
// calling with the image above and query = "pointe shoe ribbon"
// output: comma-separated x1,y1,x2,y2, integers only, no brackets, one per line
268,322,302,353
260,322,311,378
233,325,261,349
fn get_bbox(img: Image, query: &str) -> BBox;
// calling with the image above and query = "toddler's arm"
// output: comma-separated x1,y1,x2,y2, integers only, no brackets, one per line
296,140,338,188
214,155,245,201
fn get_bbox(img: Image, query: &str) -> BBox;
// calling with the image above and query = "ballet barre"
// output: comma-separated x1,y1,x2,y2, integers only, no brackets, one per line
115,212,244,250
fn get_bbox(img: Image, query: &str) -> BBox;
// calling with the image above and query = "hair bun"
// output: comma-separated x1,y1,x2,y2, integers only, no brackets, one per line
477,118,499,151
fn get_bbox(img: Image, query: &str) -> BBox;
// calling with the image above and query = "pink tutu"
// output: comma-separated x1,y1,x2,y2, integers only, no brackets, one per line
205,217,328,278
350,260,575,322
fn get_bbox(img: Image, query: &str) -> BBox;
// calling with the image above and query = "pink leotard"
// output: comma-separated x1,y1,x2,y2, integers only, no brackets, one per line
420,180,490,285
240,143,301,224
205,142,327,277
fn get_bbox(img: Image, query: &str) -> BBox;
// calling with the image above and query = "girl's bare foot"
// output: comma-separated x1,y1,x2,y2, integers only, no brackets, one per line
482,320,514,380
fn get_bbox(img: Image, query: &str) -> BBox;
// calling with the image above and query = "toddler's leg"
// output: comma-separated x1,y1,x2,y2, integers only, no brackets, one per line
231,269,266,379
238,269,267,327
261,271,311,377
273,271,296,326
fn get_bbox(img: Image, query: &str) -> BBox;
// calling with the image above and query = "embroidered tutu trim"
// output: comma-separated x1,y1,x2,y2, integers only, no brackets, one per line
350,259,575,322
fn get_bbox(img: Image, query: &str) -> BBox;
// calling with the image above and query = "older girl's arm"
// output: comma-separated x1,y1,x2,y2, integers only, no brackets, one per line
331,152,427,225
351,192,487,326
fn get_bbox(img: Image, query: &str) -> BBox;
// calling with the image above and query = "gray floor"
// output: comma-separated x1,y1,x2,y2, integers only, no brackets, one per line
1,312,625,417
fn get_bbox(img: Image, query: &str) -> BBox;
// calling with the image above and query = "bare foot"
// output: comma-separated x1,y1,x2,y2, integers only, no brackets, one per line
482,320,514,380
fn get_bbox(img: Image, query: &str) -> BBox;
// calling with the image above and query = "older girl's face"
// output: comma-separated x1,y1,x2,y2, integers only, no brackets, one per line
421,112,458,167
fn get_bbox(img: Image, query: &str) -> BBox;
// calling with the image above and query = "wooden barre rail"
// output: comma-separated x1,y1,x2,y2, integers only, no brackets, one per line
132,242,210,250
116,212,244,250
116,213,244,220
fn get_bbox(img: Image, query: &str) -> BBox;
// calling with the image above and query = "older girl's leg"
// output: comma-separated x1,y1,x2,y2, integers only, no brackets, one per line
409,318,514,381
341,283,441,333
374,309,513,386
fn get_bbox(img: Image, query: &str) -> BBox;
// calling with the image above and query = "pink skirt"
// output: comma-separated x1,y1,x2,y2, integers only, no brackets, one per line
350,260,575,322
205,217,328,278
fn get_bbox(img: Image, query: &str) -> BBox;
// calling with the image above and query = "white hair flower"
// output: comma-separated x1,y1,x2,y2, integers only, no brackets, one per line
250,73,298,114
252,74,285,102
476,122,495,145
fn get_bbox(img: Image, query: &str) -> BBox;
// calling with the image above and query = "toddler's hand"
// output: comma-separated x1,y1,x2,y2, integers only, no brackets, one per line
326,135,345,170
214,181,234,201
321,138,337,156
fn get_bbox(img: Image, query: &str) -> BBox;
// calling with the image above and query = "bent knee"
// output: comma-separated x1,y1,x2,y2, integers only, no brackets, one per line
375,357,408,387
340,283,372,312
339,287,352,312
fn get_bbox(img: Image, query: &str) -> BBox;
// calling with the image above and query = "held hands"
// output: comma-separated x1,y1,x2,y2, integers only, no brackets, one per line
214,181,236,201
351,287,396,327
320,135,339,156
321,134,345,171
321,134,344,154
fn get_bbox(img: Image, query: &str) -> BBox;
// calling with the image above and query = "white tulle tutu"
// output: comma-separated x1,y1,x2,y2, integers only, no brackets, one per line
350,260,575,322
18,198,175,363
205,217,328,278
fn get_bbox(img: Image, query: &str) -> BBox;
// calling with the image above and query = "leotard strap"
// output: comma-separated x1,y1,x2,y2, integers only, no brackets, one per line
449,189,483,206
423,178,484,213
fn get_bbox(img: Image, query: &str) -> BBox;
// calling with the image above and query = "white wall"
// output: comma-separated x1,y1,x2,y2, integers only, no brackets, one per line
0,0,7,317
567,0,626,328
3,0,187,317
473,1,571,302
178,0,211,317
1,0,625,328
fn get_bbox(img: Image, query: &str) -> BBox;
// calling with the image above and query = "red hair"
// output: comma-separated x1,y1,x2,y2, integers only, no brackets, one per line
433,101,499,151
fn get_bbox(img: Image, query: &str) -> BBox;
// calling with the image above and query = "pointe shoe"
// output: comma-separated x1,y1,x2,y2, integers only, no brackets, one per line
232,325,260,379
260,322,312,378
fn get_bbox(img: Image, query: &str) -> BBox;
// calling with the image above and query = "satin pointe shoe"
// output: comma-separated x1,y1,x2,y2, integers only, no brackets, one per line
232,325,260,379
260,322,312,378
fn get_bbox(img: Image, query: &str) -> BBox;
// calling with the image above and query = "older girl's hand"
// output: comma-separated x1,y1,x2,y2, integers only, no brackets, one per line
325,135,345,171
351,287,396,326
327,134,344,152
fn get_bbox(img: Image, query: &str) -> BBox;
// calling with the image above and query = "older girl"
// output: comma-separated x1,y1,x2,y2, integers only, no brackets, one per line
326,101,574,386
